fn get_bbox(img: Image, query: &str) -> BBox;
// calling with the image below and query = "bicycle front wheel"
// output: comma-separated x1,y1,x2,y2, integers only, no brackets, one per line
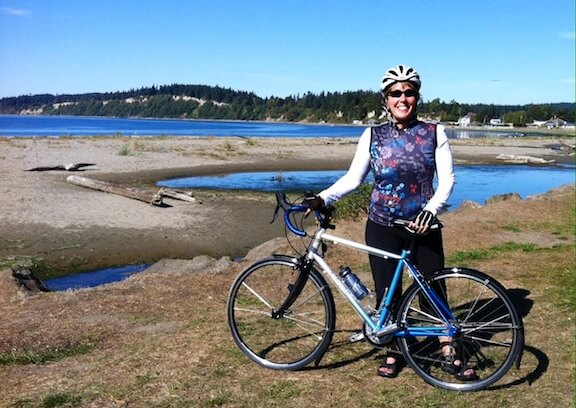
397,268,524,392
227,256,336,370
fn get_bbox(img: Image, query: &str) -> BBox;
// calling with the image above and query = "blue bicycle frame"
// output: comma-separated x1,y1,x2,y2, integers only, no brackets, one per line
307,227,458,340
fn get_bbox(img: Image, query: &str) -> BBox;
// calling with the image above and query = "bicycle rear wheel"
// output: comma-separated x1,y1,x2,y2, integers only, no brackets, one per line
397,268,524,392
227,256,335,370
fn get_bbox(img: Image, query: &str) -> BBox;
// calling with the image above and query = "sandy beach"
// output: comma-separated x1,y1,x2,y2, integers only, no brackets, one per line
0,135,573,277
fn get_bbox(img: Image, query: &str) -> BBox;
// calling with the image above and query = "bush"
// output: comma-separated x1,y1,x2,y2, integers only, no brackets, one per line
333,183,372,220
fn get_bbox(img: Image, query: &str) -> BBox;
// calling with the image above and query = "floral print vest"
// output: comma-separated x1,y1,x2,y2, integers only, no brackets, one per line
368,121,437,226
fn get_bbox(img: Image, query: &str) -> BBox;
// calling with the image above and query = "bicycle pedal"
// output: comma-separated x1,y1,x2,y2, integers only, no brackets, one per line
349,331,365,343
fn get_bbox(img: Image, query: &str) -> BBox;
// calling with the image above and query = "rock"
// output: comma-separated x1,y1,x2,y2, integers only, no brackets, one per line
0,269,20,303
485,192,522,205
0,268,49,304
12,268,50,292
458,200,483,211
144,256,233,275
243,237,287,261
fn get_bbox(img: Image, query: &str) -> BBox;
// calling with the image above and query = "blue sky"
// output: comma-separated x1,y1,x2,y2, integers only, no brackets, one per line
1,0,574,105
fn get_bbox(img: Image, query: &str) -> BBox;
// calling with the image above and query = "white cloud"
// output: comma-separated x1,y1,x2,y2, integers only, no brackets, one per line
559,31,576,40
0,7,31,16
563,78,576,85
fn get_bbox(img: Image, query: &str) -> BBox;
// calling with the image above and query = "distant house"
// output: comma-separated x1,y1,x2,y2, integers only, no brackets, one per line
528,118,574,129
458,115,472,127
527,120,547,128
488,118,513,128
545,118,566,128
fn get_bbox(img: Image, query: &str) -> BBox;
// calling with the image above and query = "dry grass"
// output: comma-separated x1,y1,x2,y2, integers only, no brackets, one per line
0,186,574,407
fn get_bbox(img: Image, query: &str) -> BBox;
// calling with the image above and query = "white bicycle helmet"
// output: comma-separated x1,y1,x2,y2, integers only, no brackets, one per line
380,65,421,93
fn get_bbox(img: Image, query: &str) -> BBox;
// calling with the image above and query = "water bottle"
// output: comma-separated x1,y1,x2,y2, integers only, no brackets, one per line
339,266,369,299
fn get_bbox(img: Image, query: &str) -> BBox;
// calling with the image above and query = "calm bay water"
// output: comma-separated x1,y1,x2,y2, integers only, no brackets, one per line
0,114,363,138
0,114,539,139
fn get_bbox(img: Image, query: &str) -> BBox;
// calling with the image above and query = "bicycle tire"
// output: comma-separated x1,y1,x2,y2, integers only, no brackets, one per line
227,255,336,370
397,268,524,392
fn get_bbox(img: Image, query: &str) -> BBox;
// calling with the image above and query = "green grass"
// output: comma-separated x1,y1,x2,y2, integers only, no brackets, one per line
40,393,82,408
545,266,576,312
117,143,134,156
0,255,49,276
501,224,522,232
446,241,542,265
14,392,84,408
245,138,258,146
0,343,95,366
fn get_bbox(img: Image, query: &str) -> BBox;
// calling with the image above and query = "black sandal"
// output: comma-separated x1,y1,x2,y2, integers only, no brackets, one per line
377,354,399,378
439,343,478,381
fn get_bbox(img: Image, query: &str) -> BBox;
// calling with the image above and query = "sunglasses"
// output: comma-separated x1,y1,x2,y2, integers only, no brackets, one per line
387,89,418,98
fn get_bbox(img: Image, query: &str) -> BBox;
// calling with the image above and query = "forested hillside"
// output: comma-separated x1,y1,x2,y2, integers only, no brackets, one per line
0,84,573,125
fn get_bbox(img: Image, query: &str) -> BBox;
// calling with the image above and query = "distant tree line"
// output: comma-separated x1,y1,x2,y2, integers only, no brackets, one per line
0,84,573,126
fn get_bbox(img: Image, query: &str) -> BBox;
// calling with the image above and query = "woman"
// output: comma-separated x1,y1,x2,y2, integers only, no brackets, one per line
307,65,475,380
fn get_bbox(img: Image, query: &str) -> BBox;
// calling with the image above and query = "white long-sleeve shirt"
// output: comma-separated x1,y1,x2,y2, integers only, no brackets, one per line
319,123,455,216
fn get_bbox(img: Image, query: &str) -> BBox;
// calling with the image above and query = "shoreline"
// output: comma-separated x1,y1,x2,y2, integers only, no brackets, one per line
0,135,573,278
2,113,575,138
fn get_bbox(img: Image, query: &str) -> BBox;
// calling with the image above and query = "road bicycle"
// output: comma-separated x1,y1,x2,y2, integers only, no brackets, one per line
227,192,524,391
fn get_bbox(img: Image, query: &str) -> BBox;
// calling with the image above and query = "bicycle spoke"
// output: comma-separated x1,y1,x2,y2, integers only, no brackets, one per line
239,283,275,308
465,335,514,348
407,305,447,324
461,278,490,325
292,284,326,309
233,307,272,316
461,318,516,334
284,316,326,340
464,295,508,326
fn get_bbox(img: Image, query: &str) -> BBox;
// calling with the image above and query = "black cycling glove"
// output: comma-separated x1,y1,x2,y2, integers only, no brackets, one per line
303,195,325,211
410,210,436,234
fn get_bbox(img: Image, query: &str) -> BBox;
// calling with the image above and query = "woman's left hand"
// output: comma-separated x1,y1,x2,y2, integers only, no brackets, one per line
409,210,436,234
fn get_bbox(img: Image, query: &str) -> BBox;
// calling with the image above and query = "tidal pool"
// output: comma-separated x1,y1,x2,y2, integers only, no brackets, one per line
158,165,575,210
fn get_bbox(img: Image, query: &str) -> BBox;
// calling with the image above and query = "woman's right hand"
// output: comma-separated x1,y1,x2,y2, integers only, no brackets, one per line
303,195,325,217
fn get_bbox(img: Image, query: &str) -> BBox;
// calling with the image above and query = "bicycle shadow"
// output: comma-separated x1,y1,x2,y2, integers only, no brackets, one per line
485,287,548,390
507,288,533,318
485,344,549,390
301,330,381,371
308,333,549,391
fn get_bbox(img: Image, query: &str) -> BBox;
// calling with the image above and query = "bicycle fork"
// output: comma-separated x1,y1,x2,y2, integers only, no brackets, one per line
271,257,313,319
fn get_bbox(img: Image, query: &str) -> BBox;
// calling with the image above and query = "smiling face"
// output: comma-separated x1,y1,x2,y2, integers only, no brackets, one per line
385,82,419,127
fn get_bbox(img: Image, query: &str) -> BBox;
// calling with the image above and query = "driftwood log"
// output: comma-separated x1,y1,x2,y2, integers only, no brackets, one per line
495,154,555,164
157,188,196,203
27,163,96,171
66,175,195,206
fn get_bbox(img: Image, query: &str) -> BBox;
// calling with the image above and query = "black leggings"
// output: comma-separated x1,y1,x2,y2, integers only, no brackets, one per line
365,218,445,309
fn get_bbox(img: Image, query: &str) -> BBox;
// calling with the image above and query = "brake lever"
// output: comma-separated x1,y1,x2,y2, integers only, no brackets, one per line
270,203,280,224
